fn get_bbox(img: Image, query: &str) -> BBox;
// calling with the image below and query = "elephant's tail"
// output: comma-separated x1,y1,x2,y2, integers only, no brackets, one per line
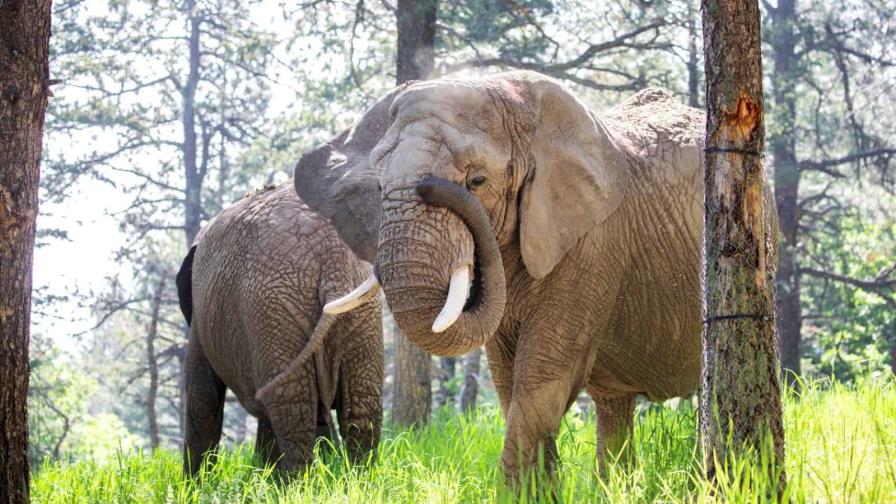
176,245,197,326
254,311,336,402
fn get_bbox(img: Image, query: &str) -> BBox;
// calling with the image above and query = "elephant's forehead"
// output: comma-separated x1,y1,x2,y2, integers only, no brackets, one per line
396,80,499,125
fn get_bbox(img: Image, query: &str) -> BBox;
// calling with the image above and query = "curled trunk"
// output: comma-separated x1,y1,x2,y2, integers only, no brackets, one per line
377,178,506,356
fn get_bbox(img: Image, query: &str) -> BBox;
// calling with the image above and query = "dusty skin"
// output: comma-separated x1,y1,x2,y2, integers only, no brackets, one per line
295,70,777,484
177,183,384,476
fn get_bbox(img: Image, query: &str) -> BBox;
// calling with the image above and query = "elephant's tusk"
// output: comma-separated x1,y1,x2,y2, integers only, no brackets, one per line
432,266,471,333
323,273,381,314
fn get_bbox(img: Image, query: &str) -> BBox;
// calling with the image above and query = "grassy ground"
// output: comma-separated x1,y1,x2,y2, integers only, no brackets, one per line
33,378,895,503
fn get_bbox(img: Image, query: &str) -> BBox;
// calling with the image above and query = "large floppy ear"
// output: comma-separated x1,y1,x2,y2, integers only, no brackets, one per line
294,83,414,262
516,73,631,279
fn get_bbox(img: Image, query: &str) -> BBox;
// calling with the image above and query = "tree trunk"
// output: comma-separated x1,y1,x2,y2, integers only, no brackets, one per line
700,0,786,491
176,0,203,443
396,0,436,83
767,0,802,387
145,275,165,450
0,0,52,500
686,0,700,108
392,331,432,426
459,349,481,413
182,0,203,248
437,357,456,409
890,318,895,376
391,0,436,427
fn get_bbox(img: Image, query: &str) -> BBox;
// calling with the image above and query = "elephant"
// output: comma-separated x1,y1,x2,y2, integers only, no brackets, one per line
294,70,778,483
175,183,384,476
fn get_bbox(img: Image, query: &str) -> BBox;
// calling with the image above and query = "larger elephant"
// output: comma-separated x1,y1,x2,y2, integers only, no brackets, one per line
176,183,383,476
295,71,775,481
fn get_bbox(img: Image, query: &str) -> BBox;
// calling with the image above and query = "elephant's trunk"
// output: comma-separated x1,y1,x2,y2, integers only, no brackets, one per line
377,178,506,357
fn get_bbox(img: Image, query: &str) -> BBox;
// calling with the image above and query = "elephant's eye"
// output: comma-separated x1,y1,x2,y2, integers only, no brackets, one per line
468,175,487,189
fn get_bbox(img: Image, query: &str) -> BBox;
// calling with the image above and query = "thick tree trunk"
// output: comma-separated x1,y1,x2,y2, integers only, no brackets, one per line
0,0,52,501
145,276,165,450
700,0,786,491
391,0,436,427
437,357,456,408
767,0,802,387
459,349,481,413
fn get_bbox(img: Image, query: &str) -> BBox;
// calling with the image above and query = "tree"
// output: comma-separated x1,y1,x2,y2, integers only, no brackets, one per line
700,0,786,490
0,0,52,499
763,0,896,385
459,349,481,412
45,0,279,447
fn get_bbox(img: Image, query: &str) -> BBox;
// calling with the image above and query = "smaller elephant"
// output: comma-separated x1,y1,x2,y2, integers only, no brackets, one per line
176,183,383,476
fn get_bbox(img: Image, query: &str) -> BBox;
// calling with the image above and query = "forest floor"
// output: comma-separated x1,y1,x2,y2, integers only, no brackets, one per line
33,378,895,503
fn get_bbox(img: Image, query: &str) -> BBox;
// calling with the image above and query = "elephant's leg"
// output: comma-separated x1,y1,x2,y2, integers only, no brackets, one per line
590,393,636,474
500,341,591,493
484,329,518,417
260,369,319,476
255,413,281,467
315,400,339,455
182,336,227,476
334,337,384,464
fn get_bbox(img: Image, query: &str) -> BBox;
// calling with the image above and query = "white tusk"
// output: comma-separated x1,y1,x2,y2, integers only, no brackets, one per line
323,273,381,315
432,266,471,333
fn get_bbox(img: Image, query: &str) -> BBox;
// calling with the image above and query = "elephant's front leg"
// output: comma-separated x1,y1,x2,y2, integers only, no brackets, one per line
500,325,594,490
590,393,636,474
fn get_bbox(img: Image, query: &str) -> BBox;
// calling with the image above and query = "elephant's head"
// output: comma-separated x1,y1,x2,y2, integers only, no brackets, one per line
295,71,630,356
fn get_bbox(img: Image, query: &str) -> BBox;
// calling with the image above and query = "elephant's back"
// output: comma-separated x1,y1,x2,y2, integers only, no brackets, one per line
601,88,704,192
189,182,367,407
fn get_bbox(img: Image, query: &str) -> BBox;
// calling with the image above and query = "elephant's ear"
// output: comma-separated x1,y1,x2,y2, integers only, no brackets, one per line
294,83,414,262
516,73,631,279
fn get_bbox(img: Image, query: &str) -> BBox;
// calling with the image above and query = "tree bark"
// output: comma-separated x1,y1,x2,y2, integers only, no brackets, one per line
437,357,456,409
700,0,786,491
392,331,432,426
767,0,802,387
391,0,436,427
182,0,203,248
890,318,896,377
396,0,436,83
175,0,203,443
459,349,481,413
0,0,52,500
145,275,165,450
686,0,700,108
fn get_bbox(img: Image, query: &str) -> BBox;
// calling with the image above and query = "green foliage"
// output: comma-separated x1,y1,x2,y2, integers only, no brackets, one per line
802,192,896,381
28,335,96,465
32,379,896,503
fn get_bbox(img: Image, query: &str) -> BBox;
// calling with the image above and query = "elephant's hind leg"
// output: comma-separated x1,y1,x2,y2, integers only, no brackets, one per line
334,358,383,464
590,393,636,474
258,366,318,476
255,413,281,467
183,336,227,477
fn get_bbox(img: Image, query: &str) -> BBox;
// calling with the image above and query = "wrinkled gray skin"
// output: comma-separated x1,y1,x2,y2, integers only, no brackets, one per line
295,71,775,482
176,183,383,476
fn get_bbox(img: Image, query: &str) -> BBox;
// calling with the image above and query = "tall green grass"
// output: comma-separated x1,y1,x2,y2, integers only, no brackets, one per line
33,378,895,503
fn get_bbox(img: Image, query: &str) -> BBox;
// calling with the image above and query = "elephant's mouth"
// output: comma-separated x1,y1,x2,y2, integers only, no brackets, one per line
465,253,483,312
